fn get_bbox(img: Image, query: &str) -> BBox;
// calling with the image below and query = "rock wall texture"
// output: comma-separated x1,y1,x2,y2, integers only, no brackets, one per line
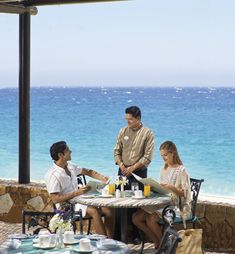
0,179,234,252
0,180,54,223
196,200,235,253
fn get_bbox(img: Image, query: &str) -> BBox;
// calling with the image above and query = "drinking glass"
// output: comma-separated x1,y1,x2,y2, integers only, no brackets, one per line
131,182,139,192
108,184,115,195
144,184,151,197
96,184,104,194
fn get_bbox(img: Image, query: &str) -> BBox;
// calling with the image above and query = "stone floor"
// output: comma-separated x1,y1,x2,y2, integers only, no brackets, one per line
0,221,229,253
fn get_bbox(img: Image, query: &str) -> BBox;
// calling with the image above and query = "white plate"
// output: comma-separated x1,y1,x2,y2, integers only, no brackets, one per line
73,246,96,253
33,243,56,249
131,196,145,199
86,234,107,240
8,234,28,239
99,194,113,198
64,239,80,245
97,239,118,250
81,195,95,199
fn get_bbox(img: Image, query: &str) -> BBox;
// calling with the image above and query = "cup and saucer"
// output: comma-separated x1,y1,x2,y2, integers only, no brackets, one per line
63,231,80,245
74,238,96,253
33,233,56,250
132,190,145,199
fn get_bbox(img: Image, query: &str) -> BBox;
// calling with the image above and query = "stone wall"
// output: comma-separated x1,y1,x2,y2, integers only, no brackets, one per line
0,179,235,252
0,180,54,223
196,196,235,253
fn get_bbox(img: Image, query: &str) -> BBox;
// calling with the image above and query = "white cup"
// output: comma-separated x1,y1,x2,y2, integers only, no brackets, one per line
131,182,139,192
134,190,143,198
39,234,50,247
101,188,109,196
64,231,74,243
79,238,92,251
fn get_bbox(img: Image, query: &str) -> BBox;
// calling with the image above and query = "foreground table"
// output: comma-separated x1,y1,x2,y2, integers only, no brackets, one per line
4,236,131,254
78,193,172,243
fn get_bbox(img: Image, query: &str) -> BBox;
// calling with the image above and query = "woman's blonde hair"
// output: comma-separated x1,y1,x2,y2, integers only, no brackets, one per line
160,141,183,169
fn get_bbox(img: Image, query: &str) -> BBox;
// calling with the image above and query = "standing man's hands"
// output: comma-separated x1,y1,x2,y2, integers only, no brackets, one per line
123,166,135,177
121,165,135,177
120,163,127,175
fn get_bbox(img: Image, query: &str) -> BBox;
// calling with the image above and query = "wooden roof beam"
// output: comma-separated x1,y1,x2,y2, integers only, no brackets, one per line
0,3,37,14
23,0,127,7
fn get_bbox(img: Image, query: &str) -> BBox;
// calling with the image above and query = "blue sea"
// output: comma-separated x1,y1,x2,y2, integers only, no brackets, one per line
0,87,235,197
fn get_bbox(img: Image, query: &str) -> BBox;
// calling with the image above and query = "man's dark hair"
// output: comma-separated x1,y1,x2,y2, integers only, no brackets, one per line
125,106,141,119
50,141,67,161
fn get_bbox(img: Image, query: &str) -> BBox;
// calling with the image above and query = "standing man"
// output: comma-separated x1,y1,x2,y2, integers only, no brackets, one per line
114,106,154,187
114,106,154,242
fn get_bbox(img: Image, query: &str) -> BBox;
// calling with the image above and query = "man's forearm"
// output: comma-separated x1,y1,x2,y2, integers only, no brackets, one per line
83,168,107,182
50,190,78,204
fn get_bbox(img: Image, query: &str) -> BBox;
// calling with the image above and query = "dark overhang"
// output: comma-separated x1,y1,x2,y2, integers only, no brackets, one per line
0,0,127,15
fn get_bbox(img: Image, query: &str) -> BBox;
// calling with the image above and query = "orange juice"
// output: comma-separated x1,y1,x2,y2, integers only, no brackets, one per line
144,184,150,197
108,184,115,195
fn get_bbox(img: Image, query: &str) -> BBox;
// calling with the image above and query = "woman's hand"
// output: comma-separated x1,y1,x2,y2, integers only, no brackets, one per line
160,184,184,196
160,184,175,192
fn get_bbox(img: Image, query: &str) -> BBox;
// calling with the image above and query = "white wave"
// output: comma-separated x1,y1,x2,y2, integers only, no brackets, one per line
127,99,132,103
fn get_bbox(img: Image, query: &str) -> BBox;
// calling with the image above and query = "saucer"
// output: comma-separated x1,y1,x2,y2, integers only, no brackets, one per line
80,195,95,199
8,234,28,239
63,239,80,245
74,246,96,253
87,234,107,240
33,243,56,249
131,196,145,199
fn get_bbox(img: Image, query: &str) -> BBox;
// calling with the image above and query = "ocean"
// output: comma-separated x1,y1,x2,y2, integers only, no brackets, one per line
0,87,235,197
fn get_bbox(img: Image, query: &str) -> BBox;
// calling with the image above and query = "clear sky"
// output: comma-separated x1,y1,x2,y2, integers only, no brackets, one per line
1,0,235,87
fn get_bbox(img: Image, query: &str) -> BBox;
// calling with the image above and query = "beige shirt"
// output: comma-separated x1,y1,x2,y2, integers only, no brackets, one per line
159,165,191,215
114,125,154,167
143,165,191,218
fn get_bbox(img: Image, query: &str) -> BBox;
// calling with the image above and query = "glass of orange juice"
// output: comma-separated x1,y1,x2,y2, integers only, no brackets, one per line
108,184,115,195
144,184,151,197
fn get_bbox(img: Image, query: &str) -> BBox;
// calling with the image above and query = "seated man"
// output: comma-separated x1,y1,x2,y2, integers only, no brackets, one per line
45,141,114,238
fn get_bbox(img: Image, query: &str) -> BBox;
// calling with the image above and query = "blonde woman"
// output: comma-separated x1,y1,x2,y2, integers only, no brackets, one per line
132,141,191,249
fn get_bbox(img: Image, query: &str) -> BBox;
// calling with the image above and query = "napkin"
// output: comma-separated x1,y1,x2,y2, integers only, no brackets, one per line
97,239,117,250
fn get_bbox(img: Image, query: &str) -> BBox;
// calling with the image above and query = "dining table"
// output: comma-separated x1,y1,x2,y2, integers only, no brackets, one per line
78,192,172,243
2,234,132,254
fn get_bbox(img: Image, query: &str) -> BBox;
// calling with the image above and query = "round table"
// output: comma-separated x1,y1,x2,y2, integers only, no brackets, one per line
78,193,171,243
4,236,131,253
